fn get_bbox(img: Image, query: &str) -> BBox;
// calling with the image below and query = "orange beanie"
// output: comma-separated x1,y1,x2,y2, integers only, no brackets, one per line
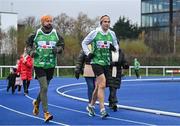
40,15,53,24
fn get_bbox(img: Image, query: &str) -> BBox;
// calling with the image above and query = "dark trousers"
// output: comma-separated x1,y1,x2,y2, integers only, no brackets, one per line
15,85,22,92
34,67,54,112
23,80,30,94
7,82,15,94
134,69,140,78
108,87,118,104
85,77,95,103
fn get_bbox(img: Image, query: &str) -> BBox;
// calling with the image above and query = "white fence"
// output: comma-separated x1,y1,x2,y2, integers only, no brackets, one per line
1,65,180,78
129,66,180,76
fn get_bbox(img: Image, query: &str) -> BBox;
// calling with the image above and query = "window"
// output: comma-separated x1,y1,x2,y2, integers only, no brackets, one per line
142,0,169,13
142,13,169,27
173,0,180,11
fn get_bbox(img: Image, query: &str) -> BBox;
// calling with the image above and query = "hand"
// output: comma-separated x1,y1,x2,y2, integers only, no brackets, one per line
30,50,36,58
109,44,116,51
23,60,26,64
26,46,36,57
52,47,63,55
75,70,80,79
23,56,27,63
110,62,117,66
123,63,129,69
87,53,94,61
52,47,58,55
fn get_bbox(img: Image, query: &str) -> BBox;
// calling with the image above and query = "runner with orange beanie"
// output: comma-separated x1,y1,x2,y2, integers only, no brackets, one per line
26,15,64,122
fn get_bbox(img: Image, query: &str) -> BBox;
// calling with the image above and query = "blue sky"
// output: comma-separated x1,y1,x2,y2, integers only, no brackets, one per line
0,0,141,26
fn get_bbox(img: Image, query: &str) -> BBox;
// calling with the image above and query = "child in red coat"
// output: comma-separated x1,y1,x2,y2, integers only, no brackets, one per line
17,48,33,95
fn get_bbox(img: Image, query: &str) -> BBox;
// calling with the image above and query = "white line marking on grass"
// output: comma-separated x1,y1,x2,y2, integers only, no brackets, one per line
0,104,69,126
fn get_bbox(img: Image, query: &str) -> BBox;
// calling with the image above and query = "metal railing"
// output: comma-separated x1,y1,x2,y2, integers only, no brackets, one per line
1,65,180,78
129,66,180,77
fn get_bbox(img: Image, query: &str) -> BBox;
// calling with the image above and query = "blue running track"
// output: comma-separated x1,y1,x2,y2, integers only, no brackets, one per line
0,76,180,125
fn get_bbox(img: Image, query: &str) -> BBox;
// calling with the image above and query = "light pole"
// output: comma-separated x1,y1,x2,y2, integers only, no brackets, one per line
173,25,177,54
10,2,13,12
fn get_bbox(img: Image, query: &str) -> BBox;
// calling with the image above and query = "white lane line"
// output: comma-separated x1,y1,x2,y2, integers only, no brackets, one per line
0,104,69,126
57,83,180,118
63,88,86,94
28,87,39,91
0,88,7,91
0,85,7,87
56,85,158,126
122,77,180,82
25,95,155,126
49,103,156,126
0,87,39,92
24,78,180,125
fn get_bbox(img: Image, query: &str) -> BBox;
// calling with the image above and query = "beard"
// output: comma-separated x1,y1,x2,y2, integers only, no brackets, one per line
44,24,52,29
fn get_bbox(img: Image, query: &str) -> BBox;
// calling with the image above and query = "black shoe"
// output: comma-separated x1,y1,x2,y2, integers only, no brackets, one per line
112,104,117,112
108,103,113,108
109,103,117,112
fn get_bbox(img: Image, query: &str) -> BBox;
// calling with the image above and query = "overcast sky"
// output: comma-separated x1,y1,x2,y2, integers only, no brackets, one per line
0,0,141,26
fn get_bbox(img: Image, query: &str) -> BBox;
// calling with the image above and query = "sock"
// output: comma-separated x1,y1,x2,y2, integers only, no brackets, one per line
100,108,105,113
88,104,93,107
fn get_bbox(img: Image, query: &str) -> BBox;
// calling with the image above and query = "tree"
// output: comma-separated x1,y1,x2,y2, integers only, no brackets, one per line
113,16,141,40
0,30,5,53
54,13,75,35
54,12,98,44
22,16,40,29
8,27,17,54
72,12,99,44
17,16,39,55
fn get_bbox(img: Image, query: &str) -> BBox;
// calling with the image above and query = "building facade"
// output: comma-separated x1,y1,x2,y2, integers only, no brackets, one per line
141,0,180,27
141,0,180,53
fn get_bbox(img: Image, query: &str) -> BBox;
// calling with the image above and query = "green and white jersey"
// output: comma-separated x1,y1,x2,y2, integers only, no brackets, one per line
33,28,59,68
134,59,140,70
82,27,119,66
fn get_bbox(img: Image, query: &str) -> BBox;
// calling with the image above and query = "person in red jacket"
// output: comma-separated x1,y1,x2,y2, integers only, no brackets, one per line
17,47,33,95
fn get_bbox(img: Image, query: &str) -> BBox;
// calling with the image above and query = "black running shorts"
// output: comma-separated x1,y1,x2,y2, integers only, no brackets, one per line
91,64,109,77
34,67,55,80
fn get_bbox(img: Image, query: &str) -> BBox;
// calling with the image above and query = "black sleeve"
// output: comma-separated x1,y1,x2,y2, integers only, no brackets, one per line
75,50,86,73
26,31,36,55
7,75,10,80
26,32,36,48
117,50,125,66
57,32,65,49
120,51,129,69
